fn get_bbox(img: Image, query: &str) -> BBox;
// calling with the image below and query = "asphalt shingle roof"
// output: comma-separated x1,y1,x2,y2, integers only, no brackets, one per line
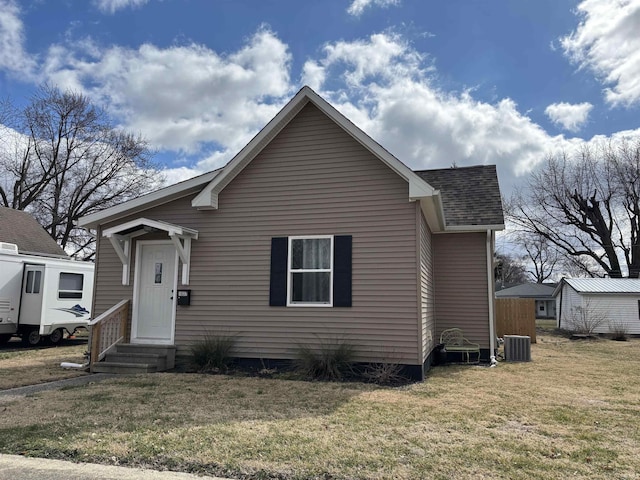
415,165,504,227
0,207,67,257
496,283,556,298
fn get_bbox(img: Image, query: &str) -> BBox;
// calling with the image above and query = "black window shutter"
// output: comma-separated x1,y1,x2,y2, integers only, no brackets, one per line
333,235,352,307
269,237,288,306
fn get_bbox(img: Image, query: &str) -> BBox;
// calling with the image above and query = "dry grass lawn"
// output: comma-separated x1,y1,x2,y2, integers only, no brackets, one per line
0,343,88,390
0,334,639,479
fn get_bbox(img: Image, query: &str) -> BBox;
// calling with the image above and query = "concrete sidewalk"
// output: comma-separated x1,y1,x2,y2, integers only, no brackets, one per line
0,454,231,480
0,374,116,400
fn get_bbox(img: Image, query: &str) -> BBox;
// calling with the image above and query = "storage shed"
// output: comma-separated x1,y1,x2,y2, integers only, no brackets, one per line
554,278,640,334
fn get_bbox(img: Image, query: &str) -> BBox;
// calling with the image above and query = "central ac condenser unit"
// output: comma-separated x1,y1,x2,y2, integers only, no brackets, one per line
504,335,531,362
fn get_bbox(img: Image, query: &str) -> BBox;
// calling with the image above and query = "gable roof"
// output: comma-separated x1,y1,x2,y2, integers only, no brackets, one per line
191,86,437,210
78,86,504,233
555,278,640,295
0,206,67,257
415,165,504,228
496,282,556,299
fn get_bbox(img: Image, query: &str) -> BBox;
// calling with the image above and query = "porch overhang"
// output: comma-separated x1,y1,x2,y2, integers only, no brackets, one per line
102,218,198,286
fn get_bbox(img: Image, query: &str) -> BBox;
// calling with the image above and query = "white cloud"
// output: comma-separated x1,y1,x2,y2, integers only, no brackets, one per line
93,0,150,14
347,0,400,17
41,28,292,160
6,7,640,197
561,0,640,107
305,33,572,187
0,0,36,77
545,102,593,132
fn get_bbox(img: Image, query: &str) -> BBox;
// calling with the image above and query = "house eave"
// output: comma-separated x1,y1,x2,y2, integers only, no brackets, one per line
78,170,220,229
438,224,505,233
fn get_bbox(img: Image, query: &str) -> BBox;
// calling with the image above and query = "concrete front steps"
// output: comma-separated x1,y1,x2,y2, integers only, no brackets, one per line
91,344,176,374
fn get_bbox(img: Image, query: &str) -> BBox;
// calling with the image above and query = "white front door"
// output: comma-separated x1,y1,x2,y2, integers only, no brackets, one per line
132,242,177,344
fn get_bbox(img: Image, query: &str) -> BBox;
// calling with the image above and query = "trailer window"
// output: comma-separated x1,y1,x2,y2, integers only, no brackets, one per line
25,270,42,294
59,273,84,299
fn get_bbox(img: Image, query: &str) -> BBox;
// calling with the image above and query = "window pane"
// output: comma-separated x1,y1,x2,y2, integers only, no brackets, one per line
154,263,163,284
292,238,331,269
33,271,41,294
59,291,82,299
60,273,83,291
25,271,34,293
59,273,83,298
292,272,330,303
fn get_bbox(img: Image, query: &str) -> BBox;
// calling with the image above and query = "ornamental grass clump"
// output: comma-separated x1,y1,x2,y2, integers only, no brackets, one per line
609,320,629,341
295,339,355,381
191,333,237,372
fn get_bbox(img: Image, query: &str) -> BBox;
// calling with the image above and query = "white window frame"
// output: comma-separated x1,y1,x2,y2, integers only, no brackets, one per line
287,235,334,307
58,272,84,299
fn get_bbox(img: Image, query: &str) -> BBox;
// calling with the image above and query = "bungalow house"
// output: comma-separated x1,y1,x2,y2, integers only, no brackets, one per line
554,278,640,334
496,283,557,319
78,86,504,379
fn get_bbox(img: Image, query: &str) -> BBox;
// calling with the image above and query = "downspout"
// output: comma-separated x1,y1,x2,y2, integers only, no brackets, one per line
486,230,496,363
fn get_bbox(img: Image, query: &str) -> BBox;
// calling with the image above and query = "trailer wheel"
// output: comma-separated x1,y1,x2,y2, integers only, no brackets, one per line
48,328,63,345
0,334,12,346
22,329,41,346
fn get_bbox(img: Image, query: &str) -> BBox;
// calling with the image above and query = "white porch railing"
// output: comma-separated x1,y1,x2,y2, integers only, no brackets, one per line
88,299,130,366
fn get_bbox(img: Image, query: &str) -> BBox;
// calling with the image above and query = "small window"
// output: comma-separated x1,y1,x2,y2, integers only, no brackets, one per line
59,273,84,299
154,263,163,284
25,270,42,294
288,236,333,306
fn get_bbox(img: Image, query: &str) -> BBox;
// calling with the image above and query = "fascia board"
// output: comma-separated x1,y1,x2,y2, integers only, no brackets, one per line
442,224,506,232
78,171,219,229
552,279,565,297
102,218,199,239
419,195,445,233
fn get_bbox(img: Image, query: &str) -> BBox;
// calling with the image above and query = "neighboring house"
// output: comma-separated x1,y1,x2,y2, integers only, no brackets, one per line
78,86,505,379
0,207,67,257
496,283,557,319
554,278,640,334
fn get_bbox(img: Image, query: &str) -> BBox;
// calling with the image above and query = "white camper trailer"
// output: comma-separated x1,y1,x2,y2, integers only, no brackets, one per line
0,242,94,346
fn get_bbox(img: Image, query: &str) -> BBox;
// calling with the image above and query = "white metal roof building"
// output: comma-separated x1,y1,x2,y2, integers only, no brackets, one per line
554,278,640,334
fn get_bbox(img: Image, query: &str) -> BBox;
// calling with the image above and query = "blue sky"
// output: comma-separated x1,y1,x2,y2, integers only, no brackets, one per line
2,0,640,202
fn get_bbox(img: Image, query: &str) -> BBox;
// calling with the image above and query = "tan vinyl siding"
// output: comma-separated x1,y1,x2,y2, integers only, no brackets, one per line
93,103,420,364
418,208,435,362
93,229,135,316
433,232,490,347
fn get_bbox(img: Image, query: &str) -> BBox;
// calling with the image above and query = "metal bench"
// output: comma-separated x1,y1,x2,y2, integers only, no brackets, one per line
440,328,480,364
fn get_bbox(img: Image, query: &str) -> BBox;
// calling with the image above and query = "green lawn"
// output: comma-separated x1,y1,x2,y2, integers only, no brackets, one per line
0,334,638,479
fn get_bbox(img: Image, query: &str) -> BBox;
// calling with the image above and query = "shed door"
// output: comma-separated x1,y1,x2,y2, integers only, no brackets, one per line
20,265,45,327
132,243,177,344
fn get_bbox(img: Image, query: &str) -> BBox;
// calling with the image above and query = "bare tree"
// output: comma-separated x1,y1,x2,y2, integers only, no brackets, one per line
507,139,640,278
567,298,608,334
516,233,560,283
0,85,163,258
495,251,528,286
